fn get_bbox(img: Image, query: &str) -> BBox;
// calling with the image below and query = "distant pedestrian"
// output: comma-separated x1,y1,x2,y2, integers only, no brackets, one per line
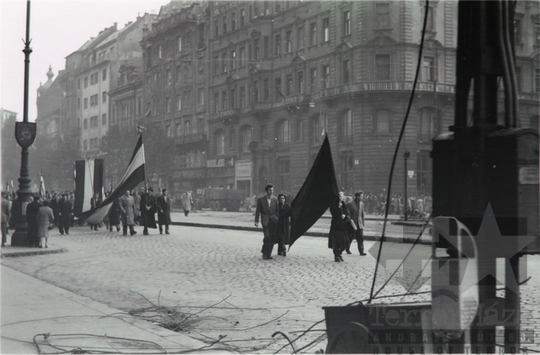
36,200,55,248
157,188,171,234
26,194,42,247
50,192,59,227
346,190,367,256
89,193,102,231
58,192,73,235
1,192,11,247
182,190,193,216
119,190,137,236
255,184,278,260
276,194,291,257
328,191,353,262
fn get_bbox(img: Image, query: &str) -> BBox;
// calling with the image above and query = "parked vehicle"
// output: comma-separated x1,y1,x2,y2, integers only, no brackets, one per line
200,188,246,212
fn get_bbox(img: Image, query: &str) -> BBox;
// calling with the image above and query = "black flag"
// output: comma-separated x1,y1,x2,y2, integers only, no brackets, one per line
289,134,339,248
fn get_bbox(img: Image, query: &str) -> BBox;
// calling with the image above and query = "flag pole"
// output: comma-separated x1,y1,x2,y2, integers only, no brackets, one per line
11,0,36,246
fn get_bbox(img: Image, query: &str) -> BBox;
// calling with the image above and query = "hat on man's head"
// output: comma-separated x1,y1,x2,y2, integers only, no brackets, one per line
33,193,41,199
148,186,154,192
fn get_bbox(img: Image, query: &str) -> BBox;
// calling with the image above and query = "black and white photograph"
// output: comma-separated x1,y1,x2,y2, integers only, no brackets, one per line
1,0,539,353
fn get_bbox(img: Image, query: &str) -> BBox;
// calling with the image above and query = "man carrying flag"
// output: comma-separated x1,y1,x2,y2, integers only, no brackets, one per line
79,131,146,226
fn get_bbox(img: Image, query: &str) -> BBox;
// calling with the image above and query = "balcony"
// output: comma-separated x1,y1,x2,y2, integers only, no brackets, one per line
174,133,208,149
321,81,455,98
217,108,241,118
497,90,539,102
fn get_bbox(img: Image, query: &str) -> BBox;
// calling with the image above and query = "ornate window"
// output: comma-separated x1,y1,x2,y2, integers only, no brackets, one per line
375,109,391,133
241,125,252,152
215,130,225,155
376,54,390,80
276,119,290,149
340,109,353,142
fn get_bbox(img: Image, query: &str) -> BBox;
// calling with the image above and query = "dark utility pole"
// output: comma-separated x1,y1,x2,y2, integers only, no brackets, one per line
11,0,37,246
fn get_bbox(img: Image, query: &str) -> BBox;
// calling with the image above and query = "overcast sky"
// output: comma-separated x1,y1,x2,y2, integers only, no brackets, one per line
0,0,168,122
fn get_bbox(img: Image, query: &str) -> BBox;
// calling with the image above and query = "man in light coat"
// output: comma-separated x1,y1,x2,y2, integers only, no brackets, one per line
119,190,137,236
254,184,278,260
346,190,367,255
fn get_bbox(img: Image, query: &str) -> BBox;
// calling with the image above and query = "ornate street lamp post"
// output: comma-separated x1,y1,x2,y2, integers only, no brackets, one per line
11,0,37,246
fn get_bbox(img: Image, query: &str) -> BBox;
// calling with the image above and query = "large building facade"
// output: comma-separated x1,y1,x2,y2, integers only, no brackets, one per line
140,0,539,198
35,1,539,200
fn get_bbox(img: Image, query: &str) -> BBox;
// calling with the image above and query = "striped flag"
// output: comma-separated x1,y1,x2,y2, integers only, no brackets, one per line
73,159,104,215
39,172,46,197
80,134,146,224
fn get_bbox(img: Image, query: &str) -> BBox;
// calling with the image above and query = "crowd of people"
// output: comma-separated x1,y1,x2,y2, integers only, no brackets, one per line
100,187,173,236
254,185,367,262
1,190,75,248
253,186,434,261
0,186,183,247
360,192,432,218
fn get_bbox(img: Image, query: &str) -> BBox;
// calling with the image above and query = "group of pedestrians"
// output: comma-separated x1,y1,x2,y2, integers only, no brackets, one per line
254,185,367,262
21,191,74,248
328,191,366,262
254,184,291,260
113,187,172,236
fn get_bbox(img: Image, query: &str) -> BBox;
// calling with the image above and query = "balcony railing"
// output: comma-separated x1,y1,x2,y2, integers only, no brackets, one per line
497,90,539,102
217,108,241,118
322,81,455,97
174,132,207,145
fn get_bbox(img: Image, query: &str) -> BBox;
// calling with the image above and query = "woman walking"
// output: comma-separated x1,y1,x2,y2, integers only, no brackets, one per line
36,200,55,248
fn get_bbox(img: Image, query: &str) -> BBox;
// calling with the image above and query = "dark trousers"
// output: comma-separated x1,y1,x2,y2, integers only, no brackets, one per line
122,223,136,235
27,222,38,247
59,216,70,234
276,233,286,255
261,223,276,257
333,247,344,257
159,223,169,234
1,222,7,245
347,229,365,254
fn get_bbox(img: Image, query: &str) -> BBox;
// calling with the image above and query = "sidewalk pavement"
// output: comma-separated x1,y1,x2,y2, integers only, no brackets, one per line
168,209,432,245
1,265,225,354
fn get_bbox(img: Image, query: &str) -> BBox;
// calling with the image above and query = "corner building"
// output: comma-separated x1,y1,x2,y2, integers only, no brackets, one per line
148,1,539,198
206,0,456,197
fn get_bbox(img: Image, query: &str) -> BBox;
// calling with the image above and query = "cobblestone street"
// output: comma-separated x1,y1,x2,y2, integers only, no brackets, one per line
2,217,539,353
1,222,431,353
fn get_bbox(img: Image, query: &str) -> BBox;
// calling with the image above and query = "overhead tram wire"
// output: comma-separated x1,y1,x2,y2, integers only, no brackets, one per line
368,0,431,304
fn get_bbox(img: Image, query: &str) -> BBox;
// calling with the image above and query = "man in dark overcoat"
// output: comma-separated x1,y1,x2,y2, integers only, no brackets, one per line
276,193,291,257
346,190,367,255
140,186,157,235
255,184,279,260
58,192,73,235
157,188,171,234
108,198,121,232
26,194,42,247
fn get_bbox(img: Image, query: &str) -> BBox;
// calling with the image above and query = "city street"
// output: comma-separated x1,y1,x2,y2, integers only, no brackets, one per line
2,215,540,353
